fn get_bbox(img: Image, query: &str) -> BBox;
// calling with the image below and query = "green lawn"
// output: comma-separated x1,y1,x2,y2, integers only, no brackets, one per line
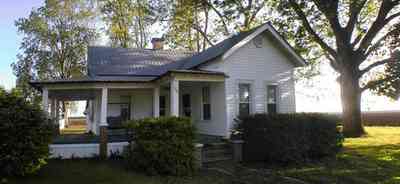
8,159,230,184
7,127,400,184
269,127,400,184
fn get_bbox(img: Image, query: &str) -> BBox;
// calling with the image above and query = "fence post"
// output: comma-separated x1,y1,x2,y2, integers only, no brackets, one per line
231,140,244,162
194,143,204,168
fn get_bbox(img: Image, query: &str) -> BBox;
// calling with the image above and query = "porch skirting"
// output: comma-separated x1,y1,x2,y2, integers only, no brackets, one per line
49,142,129,159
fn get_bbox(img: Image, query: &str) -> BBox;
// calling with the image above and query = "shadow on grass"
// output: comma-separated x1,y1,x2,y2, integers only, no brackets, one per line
254,144,400,184
7,159,231,184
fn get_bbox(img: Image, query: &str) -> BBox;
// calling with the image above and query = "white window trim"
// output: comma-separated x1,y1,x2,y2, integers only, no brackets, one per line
264,81,279,114
236,79,255,116
201,85,212,121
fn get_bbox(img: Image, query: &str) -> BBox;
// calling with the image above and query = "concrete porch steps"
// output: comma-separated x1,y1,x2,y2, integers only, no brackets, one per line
202,142,233,163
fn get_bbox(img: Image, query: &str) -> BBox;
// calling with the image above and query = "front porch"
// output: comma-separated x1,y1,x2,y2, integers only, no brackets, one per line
35,71,227,157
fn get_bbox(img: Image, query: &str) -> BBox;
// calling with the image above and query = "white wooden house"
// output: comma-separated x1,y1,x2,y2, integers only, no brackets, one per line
31,23,305,157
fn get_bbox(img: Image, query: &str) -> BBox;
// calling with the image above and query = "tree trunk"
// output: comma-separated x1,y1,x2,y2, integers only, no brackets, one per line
340,71,365,137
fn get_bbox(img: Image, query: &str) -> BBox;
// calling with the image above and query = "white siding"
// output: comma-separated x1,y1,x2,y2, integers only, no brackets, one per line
108,89,153,120
200,33,297,137
179,82,227,136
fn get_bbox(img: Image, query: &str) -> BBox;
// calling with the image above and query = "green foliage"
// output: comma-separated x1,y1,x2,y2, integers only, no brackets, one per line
101,0,156,48
0,88,54,176
124,117,196,176
234,113,343,164
12,0,97,101
371,51,400,100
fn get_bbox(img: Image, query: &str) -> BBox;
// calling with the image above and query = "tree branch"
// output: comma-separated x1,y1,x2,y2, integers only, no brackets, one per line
365,28,399,56
346,0,368,34
247,1,265,28
191,24,214,47
358,0,398,52
288,0,338,59
204,1,230,35
360,58,392,76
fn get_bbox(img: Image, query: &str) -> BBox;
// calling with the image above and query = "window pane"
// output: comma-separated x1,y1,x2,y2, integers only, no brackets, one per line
120,104,130,121
267,85,278,114
159,96,166,116
267,85,277,104
203,104,211,120
239,103,250,117
160,96,166,108
239,84,250,102
183,94,191,117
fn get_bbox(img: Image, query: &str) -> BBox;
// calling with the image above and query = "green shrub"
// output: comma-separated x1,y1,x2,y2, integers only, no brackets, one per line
234,113,343,164
124,116,196,176
0,88,54,176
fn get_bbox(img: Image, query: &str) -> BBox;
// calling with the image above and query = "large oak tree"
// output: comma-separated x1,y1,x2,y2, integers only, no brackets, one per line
268,0,400,137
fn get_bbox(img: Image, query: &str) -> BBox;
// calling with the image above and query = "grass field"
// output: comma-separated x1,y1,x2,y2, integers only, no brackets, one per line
7,127,400,184
8,160,230,184
269,127,400,184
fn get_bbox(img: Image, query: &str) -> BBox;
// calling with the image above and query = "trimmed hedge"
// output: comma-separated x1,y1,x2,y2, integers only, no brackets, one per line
0,89,54,176
234,113,343,164
124,117,196,176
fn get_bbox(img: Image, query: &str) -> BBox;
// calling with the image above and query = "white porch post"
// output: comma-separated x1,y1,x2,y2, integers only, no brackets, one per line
100,87,108,126
153,86,160,117
55,100,62,129
170,78,179,116
50,98,56,118
100,87,108,159
86,100,93,133
42,88,49,114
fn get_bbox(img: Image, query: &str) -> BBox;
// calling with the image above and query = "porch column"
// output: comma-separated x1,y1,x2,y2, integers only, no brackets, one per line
42,88,49,114
50,98,57,119
100,87,108,159
153,87,160,117
100,87,108,126
86,100,93,133
55,100,61,129
170,78,179,116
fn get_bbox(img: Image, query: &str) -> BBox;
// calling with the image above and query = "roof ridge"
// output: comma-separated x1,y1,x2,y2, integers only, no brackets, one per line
88,46,194,54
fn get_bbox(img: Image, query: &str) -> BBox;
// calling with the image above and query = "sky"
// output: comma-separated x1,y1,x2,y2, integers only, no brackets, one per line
0,0,44,90
0,1,399,112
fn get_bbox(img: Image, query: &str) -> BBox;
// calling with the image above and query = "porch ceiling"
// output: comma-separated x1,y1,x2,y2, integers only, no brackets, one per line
49,89,98,101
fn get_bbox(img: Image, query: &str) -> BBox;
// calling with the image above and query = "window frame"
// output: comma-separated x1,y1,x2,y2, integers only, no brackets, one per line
201,86,211,120
237,80,254,117
265,82,279,114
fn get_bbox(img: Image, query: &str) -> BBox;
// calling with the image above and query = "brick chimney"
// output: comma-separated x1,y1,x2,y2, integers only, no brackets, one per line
151,38,164,50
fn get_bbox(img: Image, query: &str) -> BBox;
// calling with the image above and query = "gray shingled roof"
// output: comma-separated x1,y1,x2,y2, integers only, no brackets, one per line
180,27,258,69
87,47,194,77
31,22,305,86
86,28,256,79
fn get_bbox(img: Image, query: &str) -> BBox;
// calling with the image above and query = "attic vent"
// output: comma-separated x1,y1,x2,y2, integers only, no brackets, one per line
253,35,263,48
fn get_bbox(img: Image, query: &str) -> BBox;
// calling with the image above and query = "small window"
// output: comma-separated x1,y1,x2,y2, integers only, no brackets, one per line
159,96,166,116
239,83,251,117
266,85,278,114
182,94,191,117
202,87,211,120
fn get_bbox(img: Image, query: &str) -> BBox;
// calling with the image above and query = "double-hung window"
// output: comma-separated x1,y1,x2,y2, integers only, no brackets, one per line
266,84,278,114
159,96,166,116
239,83,251,117
202,87,211,120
